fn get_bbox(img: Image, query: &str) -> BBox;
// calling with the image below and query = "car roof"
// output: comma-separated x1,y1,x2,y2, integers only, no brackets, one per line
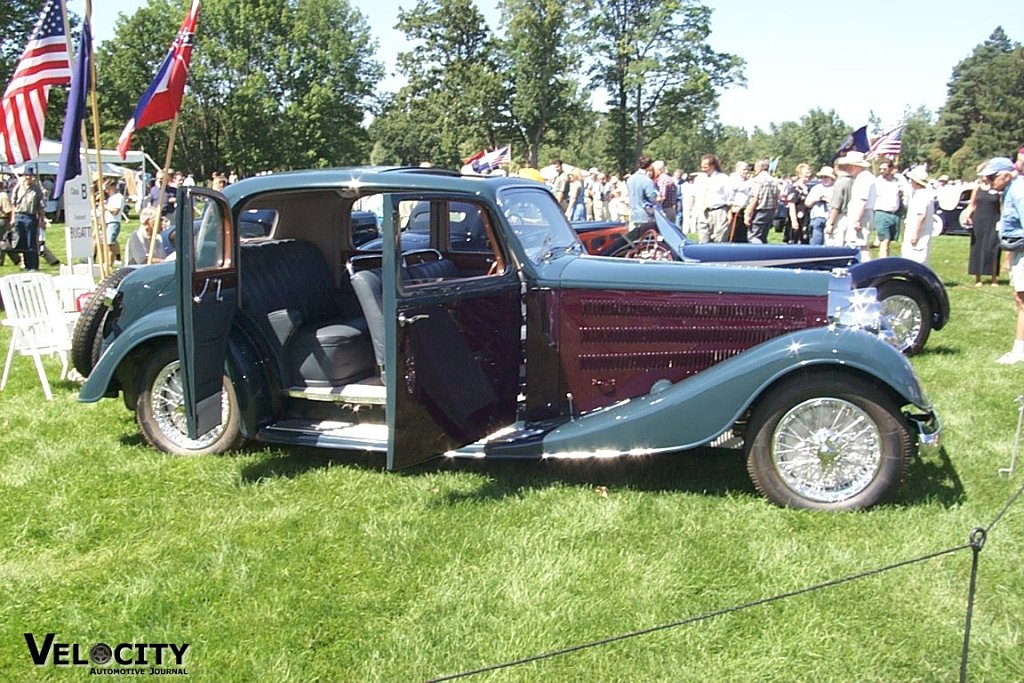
221,167,546,207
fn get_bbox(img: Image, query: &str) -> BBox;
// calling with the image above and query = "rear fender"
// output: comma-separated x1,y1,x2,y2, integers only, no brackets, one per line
540,325,929,456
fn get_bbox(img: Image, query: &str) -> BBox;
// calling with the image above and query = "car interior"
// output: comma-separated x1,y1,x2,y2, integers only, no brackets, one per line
225,189,510,409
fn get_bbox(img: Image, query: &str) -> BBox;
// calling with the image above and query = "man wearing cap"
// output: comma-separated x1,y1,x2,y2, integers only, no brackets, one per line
873,159,904,258
805,166,835,245
901,166,935,266
11,167,46,271
652,160,678,224
984,157,1024,364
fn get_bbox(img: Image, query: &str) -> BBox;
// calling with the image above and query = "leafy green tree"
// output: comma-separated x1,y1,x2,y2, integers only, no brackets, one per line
584,0,744,172
97,0,380,178
498,0,585,167
370,0,504,168
935,27,1024,177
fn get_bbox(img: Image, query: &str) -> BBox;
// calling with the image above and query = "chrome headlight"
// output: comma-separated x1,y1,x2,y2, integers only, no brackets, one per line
827,282,899,348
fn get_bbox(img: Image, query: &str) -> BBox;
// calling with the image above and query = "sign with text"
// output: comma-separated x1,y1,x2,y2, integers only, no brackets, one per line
62,176,94,260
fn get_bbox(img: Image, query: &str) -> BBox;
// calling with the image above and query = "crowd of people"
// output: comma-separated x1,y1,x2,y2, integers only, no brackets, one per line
543,152,984,266
0,167,238,270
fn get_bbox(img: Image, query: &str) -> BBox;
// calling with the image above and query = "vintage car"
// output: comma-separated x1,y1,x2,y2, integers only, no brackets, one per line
573,209,950,354
77,168,939,510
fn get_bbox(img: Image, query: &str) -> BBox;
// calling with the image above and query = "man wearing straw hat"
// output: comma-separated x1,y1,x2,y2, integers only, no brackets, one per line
11,165,45,271
901,166,935,266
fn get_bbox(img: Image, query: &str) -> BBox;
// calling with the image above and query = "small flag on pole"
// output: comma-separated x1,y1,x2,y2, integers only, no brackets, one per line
471,147,510,174
54,19,92,201
0,0,71,164
835,125,870,160
866,125,904,160
117,0,201,159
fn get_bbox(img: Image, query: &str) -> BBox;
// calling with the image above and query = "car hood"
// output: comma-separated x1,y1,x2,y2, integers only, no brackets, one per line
678,242,858,269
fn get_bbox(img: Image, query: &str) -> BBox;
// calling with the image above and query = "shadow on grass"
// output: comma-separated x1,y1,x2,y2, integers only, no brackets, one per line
895,445,965,508
237,442,965,510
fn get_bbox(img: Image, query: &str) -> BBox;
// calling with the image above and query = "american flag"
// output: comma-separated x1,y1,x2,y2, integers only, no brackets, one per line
471,146,511,174
0,0,72,164
867,126,904,160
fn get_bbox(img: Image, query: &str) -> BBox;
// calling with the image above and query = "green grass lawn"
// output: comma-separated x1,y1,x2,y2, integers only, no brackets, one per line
1,230,1022,682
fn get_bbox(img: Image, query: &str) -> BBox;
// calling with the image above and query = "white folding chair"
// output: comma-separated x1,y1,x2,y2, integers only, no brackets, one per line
0,273,74,400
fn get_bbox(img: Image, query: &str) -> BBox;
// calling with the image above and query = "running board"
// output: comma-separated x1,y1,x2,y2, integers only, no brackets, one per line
287,383,386,405
258,419,388,451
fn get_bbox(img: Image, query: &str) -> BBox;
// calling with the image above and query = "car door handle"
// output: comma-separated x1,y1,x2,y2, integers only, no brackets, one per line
398,313,429,327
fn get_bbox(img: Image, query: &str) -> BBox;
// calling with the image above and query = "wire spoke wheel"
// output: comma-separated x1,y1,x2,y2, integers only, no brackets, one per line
772,398,881,503
136,345,242,456
149,360,228,450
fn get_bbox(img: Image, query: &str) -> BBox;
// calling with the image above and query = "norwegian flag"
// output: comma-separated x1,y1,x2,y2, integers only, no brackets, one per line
867,126,904,160
117,0,201,158
471,147,510,174
0,0,72,164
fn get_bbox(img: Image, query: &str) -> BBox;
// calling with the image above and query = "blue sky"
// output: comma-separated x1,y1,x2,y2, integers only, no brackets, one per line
68,0,1024,133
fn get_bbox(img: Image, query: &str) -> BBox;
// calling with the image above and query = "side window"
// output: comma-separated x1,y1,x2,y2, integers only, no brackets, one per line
447,202,493,253
192,194,232,272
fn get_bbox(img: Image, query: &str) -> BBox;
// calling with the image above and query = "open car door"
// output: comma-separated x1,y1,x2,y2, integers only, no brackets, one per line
384,194,521,469
175,187,238,439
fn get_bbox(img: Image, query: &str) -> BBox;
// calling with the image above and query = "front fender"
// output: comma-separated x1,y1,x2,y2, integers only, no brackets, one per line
540,325,931,456
850,258,950,330
80,306,178,402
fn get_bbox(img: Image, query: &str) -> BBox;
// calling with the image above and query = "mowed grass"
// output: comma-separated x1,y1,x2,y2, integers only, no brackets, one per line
1,230,1023,682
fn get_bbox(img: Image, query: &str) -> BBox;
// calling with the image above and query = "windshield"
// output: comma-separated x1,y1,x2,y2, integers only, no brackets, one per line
498,188,582,264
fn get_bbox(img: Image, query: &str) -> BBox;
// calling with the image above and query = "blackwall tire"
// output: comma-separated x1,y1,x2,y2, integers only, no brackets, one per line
877,280,932,354
745,373,914,510
135,345,243,456
71,267,132,377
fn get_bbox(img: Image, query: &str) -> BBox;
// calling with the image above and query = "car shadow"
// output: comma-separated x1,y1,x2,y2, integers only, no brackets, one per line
893,446,965,508
236,442,965,510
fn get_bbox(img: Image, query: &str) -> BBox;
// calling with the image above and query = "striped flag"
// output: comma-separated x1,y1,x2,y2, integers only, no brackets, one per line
471,147,510,174
0,0,72,164
117,0,201,158
867,126,904,160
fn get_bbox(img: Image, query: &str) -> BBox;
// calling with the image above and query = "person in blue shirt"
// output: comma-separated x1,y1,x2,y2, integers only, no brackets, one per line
987,156,1024,364
626,154,658,231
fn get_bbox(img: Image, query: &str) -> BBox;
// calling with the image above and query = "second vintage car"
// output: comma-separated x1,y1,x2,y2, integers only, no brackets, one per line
78,168,939,510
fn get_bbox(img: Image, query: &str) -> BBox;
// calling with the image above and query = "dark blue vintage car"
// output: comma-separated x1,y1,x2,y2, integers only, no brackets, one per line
573,209,950,354
76,168,939,510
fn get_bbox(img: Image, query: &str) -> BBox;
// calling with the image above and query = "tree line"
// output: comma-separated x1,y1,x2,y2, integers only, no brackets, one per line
3,1,1022,181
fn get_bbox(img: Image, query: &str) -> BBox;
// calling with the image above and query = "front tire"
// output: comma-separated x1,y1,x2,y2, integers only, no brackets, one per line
745,373,914,510
877,280,932,354
135,345,243,456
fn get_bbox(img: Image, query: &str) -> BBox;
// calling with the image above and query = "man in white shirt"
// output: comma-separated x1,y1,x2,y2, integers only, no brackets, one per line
692,154,732,243
103,180,125,264
728,161,751,242
872,159,903,257
840,152,877,261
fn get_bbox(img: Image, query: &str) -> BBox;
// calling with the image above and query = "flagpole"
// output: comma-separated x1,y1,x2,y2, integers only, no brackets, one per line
147,113,179,264
80,0,112,276
61,0,104,277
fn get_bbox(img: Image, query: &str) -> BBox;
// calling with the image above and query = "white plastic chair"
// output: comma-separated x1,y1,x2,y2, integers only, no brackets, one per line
0,273,74,400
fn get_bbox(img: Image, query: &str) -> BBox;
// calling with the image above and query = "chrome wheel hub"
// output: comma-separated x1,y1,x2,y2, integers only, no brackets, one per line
772,397,882,503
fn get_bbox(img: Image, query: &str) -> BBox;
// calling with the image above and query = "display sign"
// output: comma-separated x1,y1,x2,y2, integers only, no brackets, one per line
62,175,94,260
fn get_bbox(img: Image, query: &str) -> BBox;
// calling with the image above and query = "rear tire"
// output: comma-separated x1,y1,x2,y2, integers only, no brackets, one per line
745,373,914,510
877,280,932,354
71,267,132,377
135,344,243,456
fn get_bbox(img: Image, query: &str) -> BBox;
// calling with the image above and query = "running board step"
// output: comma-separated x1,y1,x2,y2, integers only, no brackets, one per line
287,383,386,405
258,419,388,451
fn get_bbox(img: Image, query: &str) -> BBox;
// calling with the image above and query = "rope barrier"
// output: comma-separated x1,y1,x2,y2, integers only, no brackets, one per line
427,542,972,682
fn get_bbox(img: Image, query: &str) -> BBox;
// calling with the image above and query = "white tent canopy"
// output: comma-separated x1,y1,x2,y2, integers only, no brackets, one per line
17,137,147,166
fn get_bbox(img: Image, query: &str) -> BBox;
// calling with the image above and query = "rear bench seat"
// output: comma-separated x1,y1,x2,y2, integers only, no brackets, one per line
239,239,375,387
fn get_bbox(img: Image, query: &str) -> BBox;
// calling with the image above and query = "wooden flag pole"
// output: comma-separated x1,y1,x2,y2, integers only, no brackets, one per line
147,113,179,264
61,0,105,277
82,0,111,276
